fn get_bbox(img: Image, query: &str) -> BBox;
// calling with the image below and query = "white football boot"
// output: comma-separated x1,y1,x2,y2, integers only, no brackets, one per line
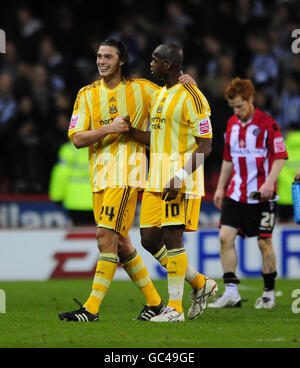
254,291,275,309
150,306,185,322
207,293,242,308
188,278,218,319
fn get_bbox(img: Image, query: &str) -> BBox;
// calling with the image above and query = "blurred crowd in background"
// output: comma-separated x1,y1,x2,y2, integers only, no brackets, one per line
0,0,300,199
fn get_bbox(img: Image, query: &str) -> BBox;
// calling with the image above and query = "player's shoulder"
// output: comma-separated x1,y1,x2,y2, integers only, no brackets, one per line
131,78,160,89
77,80,102,95
226,114,238,129
181,82,202,95
255,108,278,128
181,83,208,104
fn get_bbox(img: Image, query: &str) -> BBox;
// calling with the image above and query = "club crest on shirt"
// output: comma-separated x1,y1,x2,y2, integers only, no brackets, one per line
239,139,246,148
253,128,261,136
109,104,118,114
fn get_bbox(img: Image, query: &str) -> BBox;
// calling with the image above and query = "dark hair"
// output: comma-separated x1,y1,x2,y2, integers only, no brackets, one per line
155,43,183,71
100,38,132,80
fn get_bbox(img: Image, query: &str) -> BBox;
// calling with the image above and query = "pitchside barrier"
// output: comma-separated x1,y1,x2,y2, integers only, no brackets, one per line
0,226,299,280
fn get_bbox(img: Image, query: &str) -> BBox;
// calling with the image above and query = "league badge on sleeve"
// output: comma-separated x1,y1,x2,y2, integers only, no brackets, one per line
69,114,79,129
274,137,286,153
198,117,210,135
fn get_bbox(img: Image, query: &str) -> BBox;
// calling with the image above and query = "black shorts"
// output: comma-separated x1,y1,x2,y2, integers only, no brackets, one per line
220,197,276,238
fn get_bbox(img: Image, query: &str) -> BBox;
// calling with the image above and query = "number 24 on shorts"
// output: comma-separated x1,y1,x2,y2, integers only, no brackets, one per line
100,206,116,221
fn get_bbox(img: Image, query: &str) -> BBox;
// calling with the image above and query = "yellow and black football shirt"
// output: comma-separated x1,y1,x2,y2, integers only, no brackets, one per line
68,78,159,191
147,83,212,197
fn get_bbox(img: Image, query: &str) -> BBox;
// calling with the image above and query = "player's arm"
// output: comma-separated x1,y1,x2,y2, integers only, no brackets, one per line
259,120,288,199
213,160,233,210
177,136,212,175
72,116,129,148
127,127,150,146
124,116,150,146
162,136,212,201
259,159,286,199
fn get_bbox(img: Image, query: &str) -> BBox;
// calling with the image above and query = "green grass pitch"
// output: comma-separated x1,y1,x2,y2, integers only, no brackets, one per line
0,278,300,348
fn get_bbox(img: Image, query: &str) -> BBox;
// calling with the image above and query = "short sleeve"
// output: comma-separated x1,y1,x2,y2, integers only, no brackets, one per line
68,88,91,139
267,120,288,160
183,84,212,138
143,80,160,114
223,121,232,161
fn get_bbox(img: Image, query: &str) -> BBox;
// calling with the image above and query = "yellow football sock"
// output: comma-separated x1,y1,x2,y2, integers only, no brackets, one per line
154,245,168,268
155,245,205,290
122,249,161,307
83,253,118,315
167,248,188,314
186,267,206,290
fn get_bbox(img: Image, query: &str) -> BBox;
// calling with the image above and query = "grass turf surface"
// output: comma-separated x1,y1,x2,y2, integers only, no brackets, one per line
0,278,300,348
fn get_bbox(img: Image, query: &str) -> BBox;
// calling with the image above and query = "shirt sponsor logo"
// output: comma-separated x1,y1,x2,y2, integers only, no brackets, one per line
69,114,79,129
198,118,210,135
274,137,286,153
231,148,266,157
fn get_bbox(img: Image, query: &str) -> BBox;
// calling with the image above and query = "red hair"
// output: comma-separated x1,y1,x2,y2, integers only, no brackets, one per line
225,77,255,100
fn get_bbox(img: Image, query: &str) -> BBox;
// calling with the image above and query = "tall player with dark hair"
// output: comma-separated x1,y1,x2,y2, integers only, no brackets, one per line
59,39,165,322
209,78,287,309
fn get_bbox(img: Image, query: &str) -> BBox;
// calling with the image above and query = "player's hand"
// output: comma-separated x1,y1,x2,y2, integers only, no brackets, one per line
213,188,224,210
162,176,182,202
296,169,300,181
110,116,130,134
258,181,274,200
123,115,132,134
178,74,197,87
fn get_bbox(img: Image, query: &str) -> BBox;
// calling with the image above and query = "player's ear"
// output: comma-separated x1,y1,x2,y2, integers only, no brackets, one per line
165,60,172,70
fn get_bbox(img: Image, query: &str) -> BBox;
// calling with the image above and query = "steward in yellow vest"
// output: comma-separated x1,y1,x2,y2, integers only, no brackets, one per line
49,141,93,225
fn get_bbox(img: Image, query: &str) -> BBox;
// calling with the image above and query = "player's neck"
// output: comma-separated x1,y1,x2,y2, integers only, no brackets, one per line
240,106,255,125
103,74,123,89
164,72,181,89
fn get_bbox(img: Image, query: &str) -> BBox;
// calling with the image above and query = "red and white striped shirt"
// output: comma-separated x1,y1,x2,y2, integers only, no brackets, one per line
223,108,288,203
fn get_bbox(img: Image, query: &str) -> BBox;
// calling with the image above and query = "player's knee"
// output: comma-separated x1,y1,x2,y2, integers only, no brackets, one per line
141,228,154,248
96,227,118,253
219,230,231,247
140,228,162,253
258,237,273,253
219,229,236,251
118,236,135,260
162,227,184,249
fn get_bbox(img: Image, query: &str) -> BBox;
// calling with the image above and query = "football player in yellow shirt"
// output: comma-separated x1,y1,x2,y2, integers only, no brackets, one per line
126,44,218,322
58,39,196,322
59,39,164,322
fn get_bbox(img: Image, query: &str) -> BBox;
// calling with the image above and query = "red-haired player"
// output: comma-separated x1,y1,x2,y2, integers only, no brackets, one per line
210,78,288,309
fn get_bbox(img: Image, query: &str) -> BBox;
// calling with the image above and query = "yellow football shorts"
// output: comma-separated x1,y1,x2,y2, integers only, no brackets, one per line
140,191,201,231
93,187,138,238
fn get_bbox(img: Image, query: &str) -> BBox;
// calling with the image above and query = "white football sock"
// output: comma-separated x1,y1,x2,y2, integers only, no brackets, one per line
224,283,239,298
